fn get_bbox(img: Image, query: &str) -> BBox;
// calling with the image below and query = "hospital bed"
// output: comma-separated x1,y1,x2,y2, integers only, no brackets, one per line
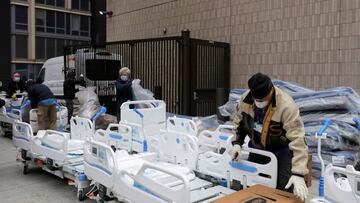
94,101,278,190
12,108,106,201
84,136,235,203
29,105,68,133
119,100,167,153
166,117,277,188
0,94,30,135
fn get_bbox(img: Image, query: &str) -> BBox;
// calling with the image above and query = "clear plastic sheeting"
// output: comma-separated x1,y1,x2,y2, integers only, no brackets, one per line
219,80,360,172
76,87,99,105
132,81,155,101
76,87,101,119
218,89,246,120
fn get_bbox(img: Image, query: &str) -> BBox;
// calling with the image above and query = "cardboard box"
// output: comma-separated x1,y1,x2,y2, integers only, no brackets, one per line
305,154,312,187
211,185,303,203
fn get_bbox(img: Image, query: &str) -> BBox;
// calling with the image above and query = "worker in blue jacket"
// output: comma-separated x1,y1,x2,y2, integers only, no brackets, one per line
25,80,57,130
116,67,134,122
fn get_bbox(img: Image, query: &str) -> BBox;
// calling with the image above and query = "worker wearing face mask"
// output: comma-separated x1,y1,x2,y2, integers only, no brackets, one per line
3,72,26,99
231,73,309,201
116,67,135,122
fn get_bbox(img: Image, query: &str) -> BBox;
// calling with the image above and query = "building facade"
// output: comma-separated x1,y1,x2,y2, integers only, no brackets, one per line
0,0,105,82
107,0,360,92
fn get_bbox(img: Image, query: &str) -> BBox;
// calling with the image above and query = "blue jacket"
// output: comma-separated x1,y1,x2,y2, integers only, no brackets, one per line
116,78,133,107
27,83,56,108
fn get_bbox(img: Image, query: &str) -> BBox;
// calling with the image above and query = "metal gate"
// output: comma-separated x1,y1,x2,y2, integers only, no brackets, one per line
64,31,230,116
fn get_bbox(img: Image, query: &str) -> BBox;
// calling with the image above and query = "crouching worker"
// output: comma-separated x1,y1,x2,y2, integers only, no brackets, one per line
231,73,309,201
25,80,57,130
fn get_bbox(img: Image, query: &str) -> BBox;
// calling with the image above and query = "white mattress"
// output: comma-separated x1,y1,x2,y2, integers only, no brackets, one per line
41,132,84,151
114,155,195,190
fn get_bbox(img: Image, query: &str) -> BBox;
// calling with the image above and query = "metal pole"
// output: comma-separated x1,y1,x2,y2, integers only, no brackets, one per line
181,29,191,115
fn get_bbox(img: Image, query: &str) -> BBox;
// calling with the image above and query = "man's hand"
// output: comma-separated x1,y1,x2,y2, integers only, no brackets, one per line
231,144,241,160
285,175,308,201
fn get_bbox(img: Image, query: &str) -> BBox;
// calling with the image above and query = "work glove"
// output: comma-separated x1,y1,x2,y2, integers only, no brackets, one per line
231,144,241,160
285,175,308,201
11,93,17,100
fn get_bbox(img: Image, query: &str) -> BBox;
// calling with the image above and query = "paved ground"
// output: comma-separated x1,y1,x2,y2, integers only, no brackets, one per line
0,134,318,203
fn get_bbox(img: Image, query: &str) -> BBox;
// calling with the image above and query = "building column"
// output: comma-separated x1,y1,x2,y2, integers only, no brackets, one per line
66,0,71,9
28,0,35,60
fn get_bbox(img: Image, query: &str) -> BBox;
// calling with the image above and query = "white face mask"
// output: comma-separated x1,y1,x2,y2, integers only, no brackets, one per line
254,100,269,109
120,75,128,81
13,77,20,82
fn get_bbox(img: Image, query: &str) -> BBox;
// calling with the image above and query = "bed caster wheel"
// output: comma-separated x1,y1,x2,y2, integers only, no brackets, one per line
77,189,85,201
23,164,28,175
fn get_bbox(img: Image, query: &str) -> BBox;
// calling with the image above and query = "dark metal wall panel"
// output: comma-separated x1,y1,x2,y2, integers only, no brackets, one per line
0,0,11,82
64,32,230,116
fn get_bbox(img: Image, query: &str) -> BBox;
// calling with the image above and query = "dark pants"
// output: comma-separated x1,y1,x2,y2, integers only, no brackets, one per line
65,99,73,123
116,105,121,123
248,147,293,192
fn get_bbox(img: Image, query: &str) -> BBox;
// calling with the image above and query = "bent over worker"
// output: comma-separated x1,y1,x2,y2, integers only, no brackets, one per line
231,73,309,201
26,80,57,130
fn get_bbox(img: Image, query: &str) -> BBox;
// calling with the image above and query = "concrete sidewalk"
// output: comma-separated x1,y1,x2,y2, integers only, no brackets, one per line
0,135,319,203
0,135,95,203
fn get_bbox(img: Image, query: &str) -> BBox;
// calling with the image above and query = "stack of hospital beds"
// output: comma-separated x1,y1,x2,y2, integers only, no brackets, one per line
12,100,279,202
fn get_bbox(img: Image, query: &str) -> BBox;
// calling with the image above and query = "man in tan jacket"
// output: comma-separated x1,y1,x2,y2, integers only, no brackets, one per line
232,73,309,201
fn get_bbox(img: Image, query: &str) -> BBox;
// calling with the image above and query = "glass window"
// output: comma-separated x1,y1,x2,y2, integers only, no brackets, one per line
36,37,45,59
46,10,55,33
66,13,71,34
36,0,45,4
35,9,45,32
15,35,28,58
56,12,65,34
14,64,28,80
72,0,79,9
46,0,55,6
56,39,64,56
80,16,89,36
71,15,80,35
56,0,64,7
47,38,55,58
15,6,28,30
80,0,89,11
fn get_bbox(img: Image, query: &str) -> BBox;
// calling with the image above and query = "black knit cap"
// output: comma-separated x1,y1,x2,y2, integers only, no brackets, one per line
248,72,273,99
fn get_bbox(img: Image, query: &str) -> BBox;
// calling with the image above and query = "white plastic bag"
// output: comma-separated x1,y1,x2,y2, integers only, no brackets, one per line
76,87,99,105
76,86,101,119
132,80,155,101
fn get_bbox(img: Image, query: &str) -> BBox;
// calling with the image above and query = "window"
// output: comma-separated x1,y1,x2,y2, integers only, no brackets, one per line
15,6,28,30
56,39,64,56
36,37,45,59
46,0,55,6
46,10,55,33
15,35,28,58
72,15,80,35
47,38,55,58
72,0,90,11
36,0,45,4
35,9,45,32
66,13,71,34
56,12,65,34
80,0,89,11
56,0,64,7
72,0,79,9
80,16,89,36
